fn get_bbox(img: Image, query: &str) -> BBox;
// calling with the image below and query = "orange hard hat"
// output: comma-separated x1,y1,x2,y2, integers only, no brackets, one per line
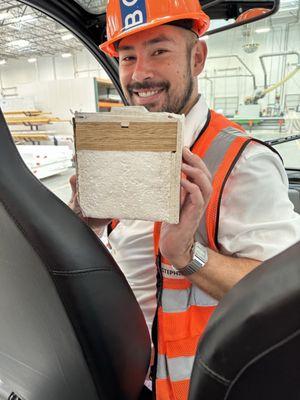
100,0,210,57
236,8,270,24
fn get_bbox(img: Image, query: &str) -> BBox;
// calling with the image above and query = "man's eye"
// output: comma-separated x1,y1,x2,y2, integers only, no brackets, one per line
153,49,167,56
121,56,135,63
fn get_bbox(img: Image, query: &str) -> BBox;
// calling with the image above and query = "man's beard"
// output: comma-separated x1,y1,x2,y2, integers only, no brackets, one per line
125,65,194,114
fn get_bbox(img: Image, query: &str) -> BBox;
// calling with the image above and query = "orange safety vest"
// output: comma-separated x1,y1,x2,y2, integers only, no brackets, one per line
108,110,269,399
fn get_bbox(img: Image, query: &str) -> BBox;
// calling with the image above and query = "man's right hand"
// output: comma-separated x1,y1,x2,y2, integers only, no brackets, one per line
68,175,111,236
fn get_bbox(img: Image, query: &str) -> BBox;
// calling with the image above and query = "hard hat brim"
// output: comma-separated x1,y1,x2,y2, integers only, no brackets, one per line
100,11,210,58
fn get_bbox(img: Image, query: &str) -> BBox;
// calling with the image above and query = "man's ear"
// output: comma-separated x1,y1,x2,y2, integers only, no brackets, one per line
193,41,207,76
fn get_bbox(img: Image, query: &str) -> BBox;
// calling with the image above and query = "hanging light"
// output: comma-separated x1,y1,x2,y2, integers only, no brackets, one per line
8,39,30,48
61,33,74,41
255,27,271,33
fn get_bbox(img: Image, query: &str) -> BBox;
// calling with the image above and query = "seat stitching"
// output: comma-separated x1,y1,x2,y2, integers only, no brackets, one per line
224,328,300,400
197,358,230,386
52,268,113,276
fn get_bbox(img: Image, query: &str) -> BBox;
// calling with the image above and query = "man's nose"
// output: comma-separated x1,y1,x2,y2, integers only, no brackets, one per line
132,57,154,82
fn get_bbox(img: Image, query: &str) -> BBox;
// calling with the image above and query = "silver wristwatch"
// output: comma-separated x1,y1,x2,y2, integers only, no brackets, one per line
178,242,208,276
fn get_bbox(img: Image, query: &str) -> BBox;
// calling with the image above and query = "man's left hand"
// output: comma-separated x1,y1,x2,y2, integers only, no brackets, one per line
159,147,212,268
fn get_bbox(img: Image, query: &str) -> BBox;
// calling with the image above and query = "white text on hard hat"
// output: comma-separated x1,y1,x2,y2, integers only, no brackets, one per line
121,0,145,31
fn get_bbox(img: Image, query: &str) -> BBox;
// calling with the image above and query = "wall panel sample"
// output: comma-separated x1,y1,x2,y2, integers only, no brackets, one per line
74,107,183,223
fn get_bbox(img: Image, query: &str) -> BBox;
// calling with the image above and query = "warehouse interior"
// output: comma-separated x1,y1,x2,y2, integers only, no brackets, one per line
0,0,299,204
0,2,300,399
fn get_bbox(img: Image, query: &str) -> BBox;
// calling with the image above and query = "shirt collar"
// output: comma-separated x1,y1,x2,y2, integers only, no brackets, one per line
183,95,209,148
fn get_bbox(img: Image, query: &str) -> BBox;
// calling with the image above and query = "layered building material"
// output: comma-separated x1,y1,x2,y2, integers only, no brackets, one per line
74,107,184,223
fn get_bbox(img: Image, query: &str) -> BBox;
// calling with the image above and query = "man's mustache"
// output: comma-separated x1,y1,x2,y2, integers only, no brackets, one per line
127,80,170,93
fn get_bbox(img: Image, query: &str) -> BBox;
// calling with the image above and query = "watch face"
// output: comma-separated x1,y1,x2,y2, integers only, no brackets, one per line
179,242,208,276
194,242,208,265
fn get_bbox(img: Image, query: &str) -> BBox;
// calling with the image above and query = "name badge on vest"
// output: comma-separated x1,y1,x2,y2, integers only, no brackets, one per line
161,263,185,280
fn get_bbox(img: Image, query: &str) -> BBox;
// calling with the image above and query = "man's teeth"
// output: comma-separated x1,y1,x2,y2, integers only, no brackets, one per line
137,90,160,98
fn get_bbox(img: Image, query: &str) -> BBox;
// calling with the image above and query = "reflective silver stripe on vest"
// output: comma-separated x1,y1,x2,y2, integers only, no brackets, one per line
197,127,248,246
161,286,217,313
157,354,195,381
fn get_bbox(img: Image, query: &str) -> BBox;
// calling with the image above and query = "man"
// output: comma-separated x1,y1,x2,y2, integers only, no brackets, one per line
70,1,300,398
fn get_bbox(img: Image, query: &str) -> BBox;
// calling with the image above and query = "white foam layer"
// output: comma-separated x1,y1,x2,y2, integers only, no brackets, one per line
77,150,181,223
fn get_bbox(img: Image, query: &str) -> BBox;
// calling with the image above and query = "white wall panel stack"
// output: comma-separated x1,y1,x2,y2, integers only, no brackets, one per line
17,145,73,180
16,77,97,135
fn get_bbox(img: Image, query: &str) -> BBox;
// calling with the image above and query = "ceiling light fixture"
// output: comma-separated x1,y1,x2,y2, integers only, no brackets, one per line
61,53,72,58
11,15,35,24
9,25,21,31
0,12,12,20
8,39,30,48
255,27,271,33
28,57,37,63
61,33,74,41
0,59,7,65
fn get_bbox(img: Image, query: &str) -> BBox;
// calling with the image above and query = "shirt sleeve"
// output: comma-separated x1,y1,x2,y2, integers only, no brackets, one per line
218,141,300,261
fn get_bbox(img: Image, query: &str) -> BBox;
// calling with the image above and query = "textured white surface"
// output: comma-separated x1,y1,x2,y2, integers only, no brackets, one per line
77,150,181,223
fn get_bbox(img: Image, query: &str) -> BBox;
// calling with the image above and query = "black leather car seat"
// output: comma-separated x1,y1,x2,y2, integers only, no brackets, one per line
189,241,300,400
0,108,151,400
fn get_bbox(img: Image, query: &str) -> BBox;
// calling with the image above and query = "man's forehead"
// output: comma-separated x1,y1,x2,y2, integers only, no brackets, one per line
118,26,180,51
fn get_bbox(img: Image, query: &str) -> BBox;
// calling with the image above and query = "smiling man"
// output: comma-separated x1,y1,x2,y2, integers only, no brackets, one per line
69,1,300,399
117,26,200,115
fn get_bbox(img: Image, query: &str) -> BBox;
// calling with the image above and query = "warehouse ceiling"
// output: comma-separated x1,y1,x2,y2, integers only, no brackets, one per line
0,0,84,59
0,0,299,60
74,0,107,14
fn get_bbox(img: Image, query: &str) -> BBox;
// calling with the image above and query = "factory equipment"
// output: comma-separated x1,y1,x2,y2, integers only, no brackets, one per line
247,52,300,104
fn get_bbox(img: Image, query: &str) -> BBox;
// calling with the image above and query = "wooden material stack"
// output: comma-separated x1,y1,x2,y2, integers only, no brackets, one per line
3,110,68,142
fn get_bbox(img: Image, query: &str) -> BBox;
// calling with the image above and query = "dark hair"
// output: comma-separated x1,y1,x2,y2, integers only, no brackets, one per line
168,19,198,57
166,19,194,31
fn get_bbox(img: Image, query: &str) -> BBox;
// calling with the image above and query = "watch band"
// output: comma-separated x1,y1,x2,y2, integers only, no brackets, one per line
177,242,208,276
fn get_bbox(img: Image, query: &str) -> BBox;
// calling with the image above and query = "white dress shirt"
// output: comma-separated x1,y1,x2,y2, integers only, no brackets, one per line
109,96,300,337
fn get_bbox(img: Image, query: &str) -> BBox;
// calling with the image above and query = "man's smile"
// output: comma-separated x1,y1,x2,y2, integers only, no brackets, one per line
133,88,164,98
130,87,166,105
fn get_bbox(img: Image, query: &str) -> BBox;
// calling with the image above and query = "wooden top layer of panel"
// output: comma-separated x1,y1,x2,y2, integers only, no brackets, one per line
75,121,179,152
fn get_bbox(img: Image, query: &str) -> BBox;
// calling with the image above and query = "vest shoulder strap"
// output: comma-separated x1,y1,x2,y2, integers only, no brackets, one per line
107,219,119,236
193,110,256,251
